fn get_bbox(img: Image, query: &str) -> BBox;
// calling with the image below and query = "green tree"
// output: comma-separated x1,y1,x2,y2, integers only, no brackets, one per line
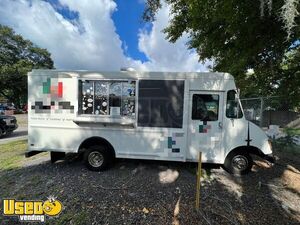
0,24,54,108
144,0,300,109
277,46,300,109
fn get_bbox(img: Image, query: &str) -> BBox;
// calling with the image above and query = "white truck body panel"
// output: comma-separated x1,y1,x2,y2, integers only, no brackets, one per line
27,70,272,163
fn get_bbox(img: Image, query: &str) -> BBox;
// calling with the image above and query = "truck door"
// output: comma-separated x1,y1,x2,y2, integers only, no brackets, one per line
187,91,224,163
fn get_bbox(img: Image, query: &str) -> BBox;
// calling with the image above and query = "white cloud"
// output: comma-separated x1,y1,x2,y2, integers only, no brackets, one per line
136,4,211,72
0,0,126,70
0,0,210,72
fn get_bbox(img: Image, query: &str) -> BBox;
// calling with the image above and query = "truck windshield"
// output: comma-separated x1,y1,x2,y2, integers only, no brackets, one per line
226,90,243,118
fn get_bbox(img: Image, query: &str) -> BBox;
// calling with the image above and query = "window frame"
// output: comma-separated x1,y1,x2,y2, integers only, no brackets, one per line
191,94,220,121
78,79,137,118
137,79,185,128
226,90,243,119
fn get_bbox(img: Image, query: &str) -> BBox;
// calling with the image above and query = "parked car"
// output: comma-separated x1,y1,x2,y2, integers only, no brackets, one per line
22,104,28,113
0,115,18,137
7,105,18,114
0,105,8,115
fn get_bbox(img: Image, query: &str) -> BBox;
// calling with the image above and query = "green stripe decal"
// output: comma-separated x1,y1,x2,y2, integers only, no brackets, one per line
199,125,203,133
168,137,172,148
43,78,51,94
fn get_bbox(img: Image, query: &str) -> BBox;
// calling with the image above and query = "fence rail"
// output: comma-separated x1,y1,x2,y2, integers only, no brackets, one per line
240,96,299,128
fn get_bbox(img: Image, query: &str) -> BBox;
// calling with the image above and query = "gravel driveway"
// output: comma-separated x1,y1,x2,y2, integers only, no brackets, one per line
0,150,299,225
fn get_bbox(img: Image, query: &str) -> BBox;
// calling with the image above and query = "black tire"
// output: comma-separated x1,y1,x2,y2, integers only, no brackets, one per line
84,145,110,171
223,151,253,175
5,131,13,136
0,126,4,138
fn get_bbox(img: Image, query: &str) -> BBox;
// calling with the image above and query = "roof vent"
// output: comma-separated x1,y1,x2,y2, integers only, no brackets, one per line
120,67,136,72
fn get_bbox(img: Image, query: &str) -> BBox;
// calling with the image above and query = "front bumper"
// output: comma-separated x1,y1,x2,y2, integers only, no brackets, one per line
6,124,18,132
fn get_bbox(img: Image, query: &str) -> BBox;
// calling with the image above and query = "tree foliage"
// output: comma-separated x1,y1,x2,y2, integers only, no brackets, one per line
144,0,300,109
0,24,54,107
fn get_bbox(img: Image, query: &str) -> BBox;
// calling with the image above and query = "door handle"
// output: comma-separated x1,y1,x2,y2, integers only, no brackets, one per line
218,122,223,129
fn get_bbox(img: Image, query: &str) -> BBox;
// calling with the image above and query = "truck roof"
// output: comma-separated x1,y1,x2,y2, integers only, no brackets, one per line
29,69,234,80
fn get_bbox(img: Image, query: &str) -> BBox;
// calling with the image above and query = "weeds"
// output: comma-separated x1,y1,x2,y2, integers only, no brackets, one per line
0,140,27,170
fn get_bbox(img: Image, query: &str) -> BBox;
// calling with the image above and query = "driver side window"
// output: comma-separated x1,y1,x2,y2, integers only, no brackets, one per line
192,94,219,121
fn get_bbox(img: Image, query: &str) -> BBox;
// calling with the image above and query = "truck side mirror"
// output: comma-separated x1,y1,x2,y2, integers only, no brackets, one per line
235,92,239,101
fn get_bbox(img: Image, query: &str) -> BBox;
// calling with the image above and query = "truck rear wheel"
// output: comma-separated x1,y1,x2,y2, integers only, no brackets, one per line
84,145,110,171
223,151,253,175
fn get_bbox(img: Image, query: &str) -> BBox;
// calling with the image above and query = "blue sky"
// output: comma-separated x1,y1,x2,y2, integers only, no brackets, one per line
46,0,79,20
0,0,209,71
45,0,149,62
112,0,150,62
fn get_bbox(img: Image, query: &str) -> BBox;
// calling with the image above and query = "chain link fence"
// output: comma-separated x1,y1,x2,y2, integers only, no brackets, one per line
241,96,299,128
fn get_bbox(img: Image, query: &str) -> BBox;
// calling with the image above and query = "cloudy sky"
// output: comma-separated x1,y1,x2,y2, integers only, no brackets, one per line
0,0,210,72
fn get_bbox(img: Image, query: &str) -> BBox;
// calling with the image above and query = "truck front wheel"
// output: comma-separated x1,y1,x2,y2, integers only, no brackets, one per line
84,145,110,171
223,151,253,175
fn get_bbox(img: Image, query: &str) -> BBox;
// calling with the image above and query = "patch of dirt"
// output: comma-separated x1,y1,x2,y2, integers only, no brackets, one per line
0,151,300,225
282,167,300,192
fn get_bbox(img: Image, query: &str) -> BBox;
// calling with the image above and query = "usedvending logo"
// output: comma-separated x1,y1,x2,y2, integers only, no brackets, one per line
2,196,63,222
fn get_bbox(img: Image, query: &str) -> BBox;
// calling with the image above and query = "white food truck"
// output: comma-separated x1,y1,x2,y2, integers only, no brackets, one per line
26,70,273,174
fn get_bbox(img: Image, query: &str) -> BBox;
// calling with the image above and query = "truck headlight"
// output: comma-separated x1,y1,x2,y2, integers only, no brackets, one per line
268,140,273,151
4,119,11,125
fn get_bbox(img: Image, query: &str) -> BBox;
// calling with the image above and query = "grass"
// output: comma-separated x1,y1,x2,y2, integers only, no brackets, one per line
0,140,27,170
272,136,300,157
284,128,300,136
270,128,300,157
0,140,27,196
0,139,47,198
274,144,300,156
0,139,48,171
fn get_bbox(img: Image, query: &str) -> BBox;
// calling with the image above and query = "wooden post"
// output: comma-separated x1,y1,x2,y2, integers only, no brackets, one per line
195,152,202,210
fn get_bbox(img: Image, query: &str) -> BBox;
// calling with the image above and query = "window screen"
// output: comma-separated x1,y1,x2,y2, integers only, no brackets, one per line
81,81,94,114
192,94,219,121
138,80,184,128
94,81,109,115
79,80,136,117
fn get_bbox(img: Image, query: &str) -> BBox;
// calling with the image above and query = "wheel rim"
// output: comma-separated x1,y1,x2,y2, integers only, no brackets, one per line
231,155,248,171
88,151,104,168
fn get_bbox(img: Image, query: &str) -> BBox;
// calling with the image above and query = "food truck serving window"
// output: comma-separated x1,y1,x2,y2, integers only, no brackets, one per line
79,80,136,117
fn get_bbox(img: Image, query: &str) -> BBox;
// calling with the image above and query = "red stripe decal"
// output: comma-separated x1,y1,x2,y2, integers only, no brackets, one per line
58,82,63,98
